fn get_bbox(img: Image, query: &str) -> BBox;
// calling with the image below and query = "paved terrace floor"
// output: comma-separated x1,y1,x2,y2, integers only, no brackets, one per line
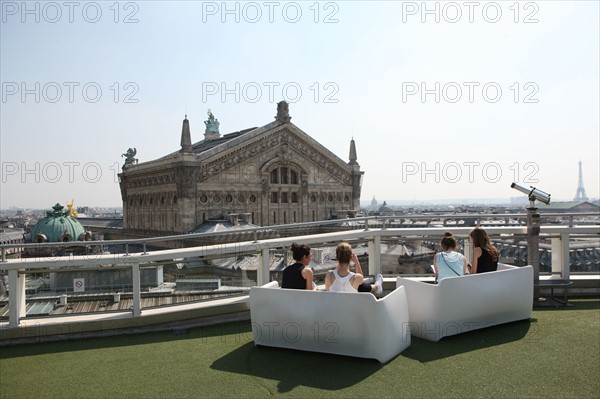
0,298,599,399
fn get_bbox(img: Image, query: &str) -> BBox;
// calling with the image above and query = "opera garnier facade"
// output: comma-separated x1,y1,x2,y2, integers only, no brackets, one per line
118,102,364,234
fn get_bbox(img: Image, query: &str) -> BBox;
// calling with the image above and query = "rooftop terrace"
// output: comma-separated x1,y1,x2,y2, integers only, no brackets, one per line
0,216,599,397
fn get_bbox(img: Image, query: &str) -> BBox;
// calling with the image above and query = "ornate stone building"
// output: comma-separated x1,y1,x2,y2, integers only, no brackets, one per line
118,102,363,233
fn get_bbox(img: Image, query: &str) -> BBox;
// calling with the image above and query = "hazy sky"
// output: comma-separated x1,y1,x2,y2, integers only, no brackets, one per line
1,0,599,209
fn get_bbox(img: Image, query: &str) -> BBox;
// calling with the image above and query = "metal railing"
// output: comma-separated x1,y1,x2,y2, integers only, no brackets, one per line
2,212,598,261
1,216,598,328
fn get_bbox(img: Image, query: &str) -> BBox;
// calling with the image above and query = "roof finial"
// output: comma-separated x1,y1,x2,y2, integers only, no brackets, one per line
348,137,358,166
180,114,192,153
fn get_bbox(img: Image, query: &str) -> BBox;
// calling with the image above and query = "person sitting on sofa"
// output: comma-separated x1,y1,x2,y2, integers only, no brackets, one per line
469,227,500,274
432,232,467,283
282,243,316,290
325,242,383,296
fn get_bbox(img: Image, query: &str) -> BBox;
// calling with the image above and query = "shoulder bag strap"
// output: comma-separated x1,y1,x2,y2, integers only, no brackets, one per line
440,253,462,276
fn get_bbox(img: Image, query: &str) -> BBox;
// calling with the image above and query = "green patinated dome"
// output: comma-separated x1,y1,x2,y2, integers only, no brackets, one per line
30,203,87,243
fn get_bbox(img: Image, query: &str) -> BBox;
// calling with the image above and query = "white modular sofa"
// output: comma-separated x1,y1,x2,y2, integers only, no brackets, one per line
249,281,411,363
396,263,533,342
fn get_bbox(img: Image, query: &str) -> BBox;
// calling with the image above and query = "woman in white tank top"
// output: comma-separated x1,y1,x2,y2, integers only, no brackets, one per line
326,243,365,292
329,269,360,292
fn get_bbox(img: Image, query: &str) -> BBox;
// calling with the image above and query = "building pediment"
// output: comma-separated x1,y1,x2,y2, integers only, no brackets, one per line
198,124,353,185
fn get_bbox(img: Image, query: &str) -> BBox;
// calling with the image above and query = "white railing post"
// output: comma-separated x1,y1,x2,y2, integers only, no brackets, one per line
368,235,381,276
8,269,26,327
551,233,570,280
260,247,270,286
464,239,473,265
132,263,142,317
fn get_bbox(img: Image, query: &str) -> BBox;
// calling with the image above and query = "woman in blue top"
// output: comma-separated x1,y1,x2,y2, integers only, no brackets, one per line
432,232,467,283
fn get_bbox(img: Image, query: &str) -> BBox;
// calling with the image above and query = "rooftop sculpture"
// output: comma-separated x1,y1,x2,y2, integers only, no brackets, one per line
122,148,138,169
66,199,78,218
275,100,291,123
204,109,220,134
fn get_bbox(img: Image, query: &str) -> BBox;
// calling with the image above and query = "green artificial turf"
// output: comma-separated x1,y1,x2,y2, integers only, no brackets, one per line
1,299,599,399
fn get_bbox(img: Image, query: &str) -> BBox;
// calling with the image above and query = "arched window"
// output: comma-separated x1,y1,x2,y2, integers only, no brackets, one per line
269,165,301,205
270,166,300,186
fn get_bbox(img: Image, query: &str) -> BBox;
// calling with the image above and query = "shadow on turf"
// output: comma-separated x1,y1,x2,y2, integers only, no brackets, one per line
209,318,534,387
0,320,256,359
533,298,599,312
210,342,382,392
401,319,534,362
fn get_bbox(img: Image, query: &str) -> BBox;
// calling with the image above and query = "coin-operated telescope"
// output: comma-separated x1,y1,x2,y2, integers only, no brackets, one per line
511,182,551,205
510,182,552,294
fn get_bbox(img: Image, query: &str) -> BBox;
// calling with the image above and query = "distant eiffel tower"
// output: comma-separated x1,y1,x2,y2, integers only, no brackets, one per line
574,160,589,202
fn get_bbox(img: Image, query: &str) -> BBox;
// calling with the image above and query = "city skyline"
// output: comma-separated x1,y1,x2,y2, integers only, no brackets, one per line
1,1,599,209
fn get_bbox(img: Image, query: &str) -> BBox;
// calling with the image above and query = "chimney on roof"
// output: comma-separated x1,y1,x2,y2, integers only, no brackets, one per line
240,213,252,224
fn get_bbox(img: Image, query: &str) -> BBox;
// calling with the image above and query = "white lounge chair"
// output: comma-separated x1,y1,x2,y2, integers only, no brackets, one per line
249,281,411,363
396,263,533,341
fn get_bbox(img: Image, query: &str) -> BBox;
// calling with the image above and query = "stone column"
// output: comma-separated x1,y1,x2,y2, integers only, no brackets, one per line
175,164,197,232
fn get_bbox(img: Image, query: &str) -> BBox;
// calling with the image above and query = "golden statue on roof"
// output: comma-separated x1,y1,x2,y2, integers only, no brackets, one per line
66,199,78,218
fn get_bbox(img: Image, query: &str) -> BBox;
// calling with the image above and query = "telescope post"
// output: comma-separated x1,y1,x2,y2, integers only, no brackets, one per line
527,198,541,299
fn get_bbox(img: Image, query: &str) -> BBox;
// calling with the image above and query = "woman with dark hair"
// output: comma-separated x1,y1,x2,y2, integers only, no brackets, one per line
282,243,315,290
432,232,467,282
469,227,500,274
